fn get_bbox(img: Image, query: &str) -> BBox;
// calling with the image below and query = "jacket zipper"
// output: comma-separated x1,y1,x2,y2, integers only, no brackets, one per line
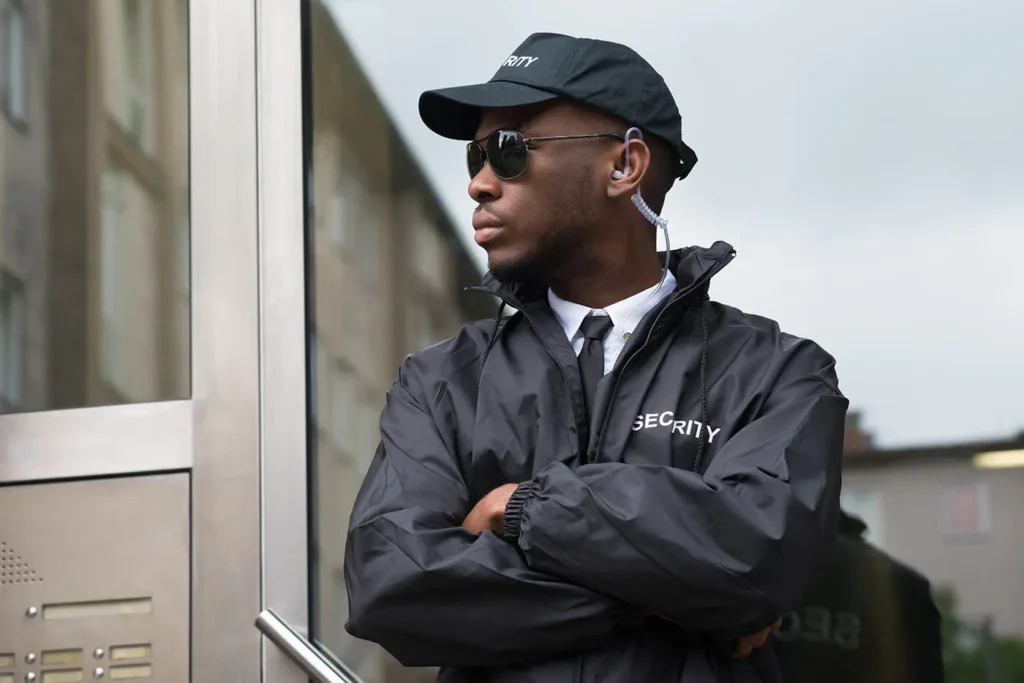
468,260,724,683
588,303,671,462
465,288,590,683
589,254,735,463
465,287,585,457
465,252,735,466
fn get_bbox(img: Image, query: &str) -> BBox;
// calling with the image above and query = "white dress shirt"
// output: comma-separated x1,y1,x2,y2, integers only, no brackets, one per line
547,271,678,376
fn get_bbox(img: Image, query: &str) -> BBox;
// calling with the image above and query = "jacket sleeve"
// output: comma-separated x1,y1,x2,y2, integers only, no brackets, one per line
343,354,638,668
502,340,848,640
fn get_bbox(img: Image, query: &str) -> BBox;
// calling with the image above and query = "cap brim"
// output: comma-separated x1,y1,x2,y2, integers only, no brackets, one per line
418,81,561,140
677,140,698,180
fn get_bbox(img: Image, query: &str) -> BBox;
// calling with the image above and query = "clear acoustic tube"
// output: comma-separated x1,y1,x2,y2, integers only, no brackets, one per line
621,127,672,320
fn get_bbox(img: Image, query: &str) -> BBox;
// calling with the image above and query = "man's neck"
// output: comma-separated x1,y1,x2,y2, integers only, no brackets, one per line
548,256,665,309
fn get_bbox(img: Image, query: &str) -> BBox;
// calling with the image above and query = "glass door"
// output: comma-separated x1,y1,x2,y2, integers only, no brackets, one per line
257,2,494,682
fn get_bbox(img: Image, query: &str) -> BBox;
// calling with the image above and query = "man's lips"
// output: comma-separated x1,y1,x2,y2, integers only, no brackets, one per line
473,211,504,245
473,226,503,246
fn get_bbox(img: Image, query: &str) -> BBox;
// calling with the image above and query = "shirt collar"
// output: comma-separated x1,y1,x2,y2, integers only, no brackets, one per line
547,270,678,342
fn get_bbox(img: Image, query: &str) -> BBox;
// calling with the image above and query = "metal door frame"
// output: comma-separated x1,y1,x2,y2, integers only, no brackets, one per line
255,2,368,680
254,0,311,681
189,0,264,681
191,0,313,679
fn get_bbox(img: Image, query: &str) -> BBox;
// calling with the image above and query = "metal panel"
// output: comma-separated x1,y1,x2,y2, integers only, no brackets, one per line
189,0,262,682
0,401,192,484
0,473,190,683
254,0,310,681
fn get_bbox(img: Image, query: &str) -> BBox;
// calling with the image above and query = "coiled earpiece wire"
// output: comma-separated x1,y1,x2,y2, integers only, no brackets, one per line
615,127,672,319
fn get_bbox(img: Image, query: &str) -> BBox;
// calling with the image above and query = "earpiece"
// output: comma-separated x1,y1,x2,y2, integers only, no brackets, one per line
613,127,644,181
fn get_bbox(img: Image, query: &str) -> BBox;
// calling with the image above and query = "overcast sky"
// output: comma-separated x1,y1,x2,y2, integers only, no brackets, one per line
326,0,1023,449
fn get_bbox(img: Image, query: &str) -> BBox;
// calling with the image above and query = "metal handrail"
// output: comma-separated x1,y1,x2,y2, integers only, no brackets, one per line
255,609,364,683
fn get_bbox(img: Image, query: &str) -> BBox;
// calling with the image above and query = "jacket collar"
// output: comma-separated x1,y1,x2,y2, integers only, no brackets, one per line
477,241,737,308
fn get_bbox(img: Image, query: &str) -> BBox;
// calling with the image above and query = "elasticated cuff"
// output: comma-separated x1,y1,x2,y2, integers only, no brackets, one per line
502,480,539,541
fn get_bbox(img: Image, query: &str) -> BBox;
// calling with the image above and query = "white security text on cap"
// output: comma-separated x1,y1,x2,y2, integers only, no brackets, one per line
503,55,539,68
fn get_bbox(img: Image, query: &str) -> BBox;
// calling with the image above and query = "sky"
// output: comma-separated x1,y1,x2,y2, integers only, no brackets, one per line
325,0,1023,449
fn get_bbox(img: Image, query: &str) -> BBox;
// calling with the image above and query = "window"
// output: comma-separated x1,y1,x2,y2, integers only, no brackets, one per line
336,186,379,287
329,145,358,251
411,218,448,293
327,360,355,456
404,300,439,353
0,273,25,410
357,208,379,286
840,488,885,549
356,397,380,474
176,190,190,298
941,482,991,540
123,0,154,152
0,0,188,413
328,186,349,249
328,145,380,288
1,0,26,124
100,170,125,392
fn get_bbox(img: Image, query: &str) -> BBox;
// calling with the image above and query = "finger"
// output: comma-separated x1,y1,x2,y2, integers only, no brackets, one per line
731,636,754,657
730,642,753,660
771,617,783,630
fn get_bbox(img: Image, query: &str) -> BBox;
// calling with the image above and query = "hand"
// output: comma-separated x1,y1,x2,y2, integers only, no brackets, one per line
730,617,783,659
462,484,520,534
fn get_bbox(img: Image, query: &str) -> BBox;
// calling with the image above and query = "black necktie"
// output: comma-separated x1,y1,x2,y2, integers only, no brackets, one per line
578,315,613,419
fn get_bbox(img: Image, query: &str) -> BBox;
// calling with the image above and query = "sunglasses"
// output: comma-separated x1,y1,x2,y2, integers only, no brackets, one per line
467,129,623,181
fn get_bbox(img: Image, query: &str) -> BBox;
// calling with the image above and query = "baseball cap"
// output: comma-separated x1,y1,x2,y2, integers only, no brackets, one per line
418,32,698,180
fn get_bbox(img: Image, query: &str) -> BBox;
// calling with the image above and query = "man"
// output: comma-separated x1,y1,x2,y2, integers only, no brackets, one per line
344,32,848,682
773,511,945,683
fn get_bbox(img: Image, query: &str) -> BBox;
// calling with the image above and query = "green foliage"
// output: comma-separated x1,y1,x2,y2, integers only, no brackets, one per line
934,586,1024,683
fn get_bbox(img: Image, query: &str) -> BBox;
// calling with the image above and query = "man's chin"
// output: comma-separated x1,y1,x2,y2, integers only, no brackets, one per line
488,253,546,286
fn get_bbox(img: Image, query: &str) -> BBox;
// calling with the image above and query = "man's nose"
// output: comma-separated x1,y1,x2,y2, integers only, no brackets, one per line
468,162,502,203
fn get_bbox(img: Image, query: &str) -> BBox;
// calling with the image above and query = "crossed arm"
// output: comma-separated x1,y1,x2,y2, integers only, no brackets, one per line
343,346,847,667
462,483,784,659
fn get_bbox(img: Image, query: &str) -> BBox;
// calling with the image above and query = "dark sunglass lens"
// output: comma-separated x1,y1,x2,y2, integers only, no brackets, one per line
488,130,528,179
466,142,485,179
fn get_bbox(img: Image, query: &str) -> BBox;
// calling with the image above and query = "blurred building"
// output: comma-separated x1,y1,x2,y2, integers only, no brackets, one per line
1,0,190,414
842,416,1024,636
49,0,190,408
0,0,48,412
307,3,494,681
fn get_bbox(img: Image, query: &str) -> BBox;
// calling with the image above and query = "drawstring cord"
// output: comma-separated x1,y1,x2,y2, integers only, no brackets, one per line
692,304,710,473
479,301,507,378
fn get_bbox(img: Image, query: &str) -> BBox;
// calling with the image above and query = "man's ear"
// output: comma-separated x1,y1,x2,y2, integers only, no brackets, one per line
607,138,652,199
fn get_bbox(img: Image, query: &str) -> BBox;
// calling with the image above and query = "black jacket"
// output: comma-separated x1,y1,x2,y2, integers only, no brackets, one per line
774,512,945,683
343,242,849,682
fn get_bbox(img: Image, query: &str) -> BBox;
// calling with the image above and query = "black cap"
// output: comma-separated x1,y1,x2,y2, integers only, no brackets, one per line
419,32,697,180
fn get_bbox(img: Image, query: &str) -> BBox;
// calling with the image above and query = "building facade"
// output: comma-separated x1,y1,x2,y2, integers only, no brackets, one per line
1,0,48,413
307,5,493,679
0,0,190,413
842,426,1024,637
